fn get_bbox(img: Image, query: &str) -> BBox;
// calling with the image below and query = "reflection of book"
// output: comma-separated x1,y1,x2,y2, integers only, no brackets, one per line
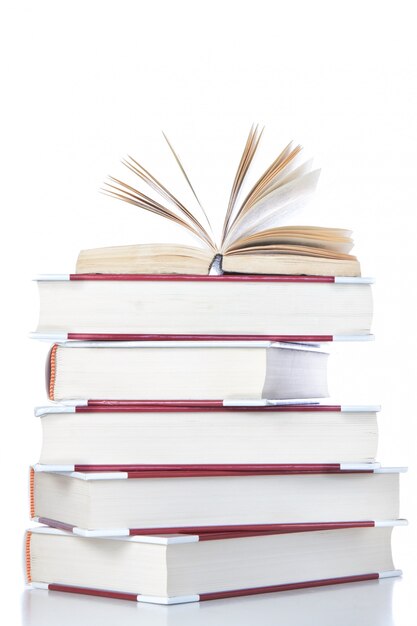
35,403,380,465
77,126,360,276
26,524,403,604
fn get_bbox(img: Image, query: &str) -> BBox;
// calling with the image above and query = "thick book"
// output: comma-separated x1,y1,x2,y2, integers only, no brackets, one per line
24,566,401,621
35,403,380,465
30,465,404,536
26,524,404,604
34,274,373,341
45,340,329,402
76,126,361,277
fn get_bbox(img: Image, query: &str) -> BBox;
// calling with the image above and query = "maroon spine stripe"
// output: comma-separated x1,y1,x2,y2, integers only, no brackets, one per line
34,519,376,539
75,463,342,471
73,463,342,473
77,404,342,413
68,333,334,342
199,573,379,601
48,583,138,602
86,399,225,408
46,574,380,603
37,517,76,532
124,470,371,478
129,521,375,538
70,274,336,283
196,531,289,540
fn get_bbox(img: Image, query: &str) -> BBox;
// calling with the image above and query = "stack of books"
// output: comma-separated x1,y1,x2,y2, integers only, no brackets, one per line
25,129,405,605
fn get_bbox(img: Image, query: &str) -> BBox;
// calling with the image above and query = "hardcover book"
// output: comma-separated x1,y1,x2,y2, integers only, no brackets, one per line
30,465,404,535
34,274,373,340
35,403,380,465
26,524,403,604
46,340,329,401
24,566,400,622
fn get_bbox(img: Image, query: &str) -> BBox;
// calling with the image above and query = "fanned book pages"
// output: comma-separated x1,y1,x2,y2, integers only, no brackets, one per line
76,126,361,276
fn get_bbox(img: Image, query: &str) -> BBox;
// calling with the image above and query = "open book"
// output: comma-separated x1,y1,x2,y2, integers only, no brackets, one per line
77,126,360,276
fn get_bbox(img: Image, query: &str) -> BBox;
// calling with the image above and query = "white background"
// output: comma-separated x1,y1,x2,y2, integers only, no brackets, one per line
1,1,416,624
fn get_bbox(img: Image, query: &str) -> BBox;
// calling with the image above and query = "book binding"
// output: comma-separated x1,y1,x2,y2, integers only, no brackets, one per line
34,331,374,343
31,517,407,539
34,402,382,415
32,462,383,476
35,274,374,283
28,571,401,605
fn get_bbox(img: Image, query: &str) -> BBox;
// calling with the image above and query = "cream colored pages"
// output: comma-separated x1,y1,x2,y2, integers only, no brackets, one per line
30,533,168,596
223,170,321,249
30,528,394,596
39,411,378,465
167,527,394,596
222,254,361,277
37,280,371,335
29,527,394,598
33,471,399,529
76,244,212,274
79,127,347,275
53,346,267,400
226,226,354,254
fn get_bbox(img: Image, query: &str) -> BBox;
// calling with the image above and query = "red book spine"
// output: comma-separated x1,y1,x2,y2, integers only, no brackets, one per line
199,573,380,601
37,517,76,532
44,573,380,603
139,470,355,478
70,274,336,283
130,521,375,538
73,463,346,476
37,518,375,538
74,463,342,471
48,583,138,602
48,344,58,401
85,399,225,409
25,532,32,583
35,517,375,538
78,402,342,413
29,468,35,519
68,333,334,342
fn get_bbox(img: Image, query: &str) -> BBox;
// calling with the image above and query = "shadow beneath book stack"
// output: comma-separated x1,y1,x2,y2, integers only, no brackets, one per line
21,578,399,626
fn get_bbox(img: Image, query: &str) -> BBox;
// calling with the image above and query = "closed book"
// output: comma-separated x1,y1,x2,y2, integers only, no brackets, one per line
35,403,380,465
30,465,404,536
24,565,401,622
46,341,329,402
26,524,404,604
34,274,373,341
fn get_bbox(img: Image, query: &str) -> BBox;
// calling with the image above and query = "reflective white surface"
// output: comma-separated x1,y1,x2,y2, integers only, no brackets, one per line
21,577,413,626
